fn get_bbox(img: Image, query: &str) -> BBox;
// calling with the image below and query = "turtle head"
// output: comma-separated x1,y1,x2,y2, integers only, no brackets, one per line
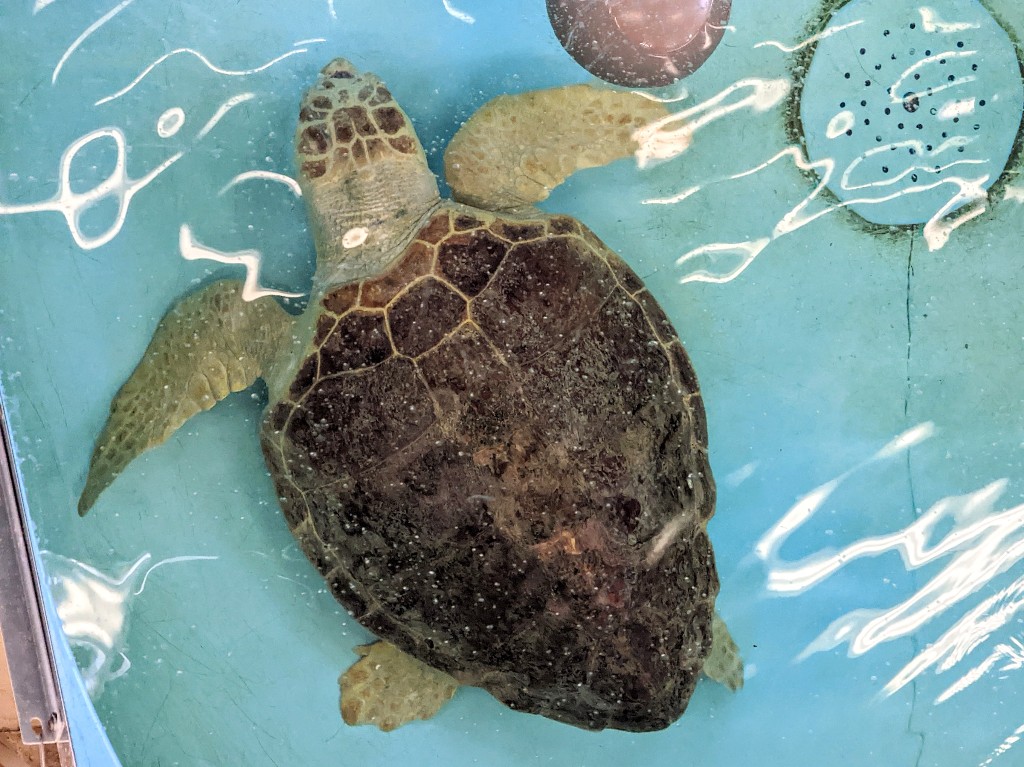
296,59,440,290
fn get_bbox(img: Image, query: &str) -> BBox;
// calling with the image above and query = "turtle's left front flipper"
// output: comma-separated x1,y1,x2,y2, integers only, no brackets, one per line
78,280,293,515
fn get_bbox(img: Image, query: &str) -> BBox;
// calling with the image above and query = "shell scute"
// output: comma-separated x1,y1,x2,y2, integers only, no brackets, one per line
294,358,434,477
301,159,327,179
668,340,700,395
417,324,528,442
491,220,546,242
389,136,416,154
344,106,375,136
361,242,434,308
387,278,467,357
290,355,320,399
368,85,394,106
633,289,676,344
260,431,306,527
436,228,508,297
547,215,580,235
687,393,709,448
453,213,484,231
604,250,645,295
325,280,362,313
472,236,614,361
417,211,452,244
373,106,406,134
299,124,330,154
320,310,392,375
333,117,355,144
314,314,338,345
592,291,674,415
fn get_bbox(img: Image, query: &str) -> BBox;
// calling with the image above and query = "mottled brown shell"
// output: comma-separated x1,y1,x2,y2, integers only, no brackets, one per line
260,207,717,732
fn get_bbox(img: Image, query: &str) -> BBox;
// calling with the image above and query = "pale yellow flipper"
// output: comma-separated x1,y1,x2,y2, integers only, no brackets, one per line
340,641,458,732
444,84,669,211
703,612,744,691
78,280,293,515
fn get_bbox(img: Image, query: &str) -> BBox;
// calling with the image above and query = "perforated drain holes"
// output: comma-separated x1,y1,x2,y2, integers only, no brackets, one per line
798,0,1023,227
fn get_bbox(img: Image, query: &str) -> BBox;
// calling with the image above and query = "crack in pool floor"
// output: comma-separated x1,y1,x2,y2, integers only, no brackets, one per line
904,229,926,767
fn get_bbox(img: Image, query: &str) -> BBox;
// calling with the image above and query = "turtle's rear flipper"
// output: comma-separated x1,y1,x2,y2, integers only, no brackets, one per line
443,84,668,212
703,611,744,691
340,641,458,732
78,280,292,515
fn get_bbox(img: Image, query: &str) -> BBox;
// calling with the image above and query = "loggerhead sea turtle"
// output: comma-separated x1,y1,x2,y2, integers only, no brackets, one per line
79,58,743,732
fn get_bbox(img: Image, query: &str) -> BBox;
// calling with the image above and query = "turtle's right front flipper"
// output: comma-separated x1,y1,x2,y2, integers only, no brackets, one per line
443,85,669,212
78,280,293,515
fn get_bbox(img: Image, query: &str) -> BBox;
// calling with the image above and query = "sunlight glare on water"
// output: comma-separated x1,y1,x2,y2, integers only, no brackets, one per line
0,1,1021,766
42,550,218,698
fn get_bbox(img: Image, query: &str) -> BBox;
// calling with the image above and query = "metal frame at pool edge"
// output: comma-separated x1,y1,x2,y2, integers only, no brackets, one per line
0,400,75,762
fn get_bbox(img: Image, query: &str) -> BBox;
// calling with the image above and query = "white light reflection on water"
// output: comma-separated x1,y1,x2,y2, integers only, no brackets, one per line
218,170,302,198
756,422,936,569
826,110,855,139
919,6,981,34
725,461,759,487
41,550,217,698
643,124,990,284
442,0,476,24
640,14,1010,285
156,107,186,139
888,49,977,102
195,92,257,140
50,0,138,84
13,1,324,269
754,423,1024,705
1003,186,1024,203
634,85,691,105
840,137,982,191
644,144,833,283
0,92,259,250
94,44,316,106
981,721,1024,766
0,127,183,250
935,629,1024,704
937,98,976,120
179,224,304,301
753,20,865,53
632,78,791,169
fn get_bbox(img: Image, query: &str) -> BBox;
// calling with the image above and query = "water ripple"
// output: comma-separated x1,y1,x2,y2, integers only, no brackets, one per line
754,423,1024,702
95,45,312,106
42,550,217,698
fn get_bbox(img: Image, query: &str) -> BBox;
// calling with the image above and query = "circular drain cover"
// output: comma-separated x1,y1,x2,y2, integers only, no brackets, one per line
799,0,1023,226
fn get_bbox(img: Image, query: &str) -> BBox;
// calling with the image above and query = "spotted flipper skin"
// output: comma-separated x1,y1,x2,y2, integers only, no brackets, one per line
444,84,668,211
703,612,744,691
339,641,458,732
78,280,292,515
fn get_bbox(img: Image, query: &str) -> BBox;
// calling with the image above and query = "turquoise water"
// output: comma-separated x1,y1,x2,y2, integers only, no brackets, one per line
1,1,1023,765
